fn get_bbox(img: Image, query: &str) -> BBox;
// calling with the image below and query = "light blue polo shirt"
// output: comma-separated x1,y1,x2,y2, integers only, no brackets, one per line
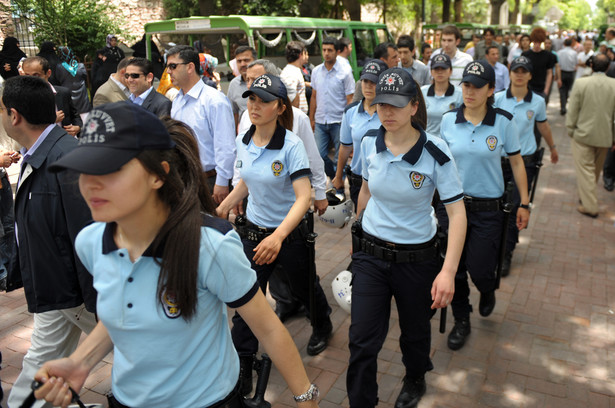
440,105,520,198
311,60,355,124
237,124,312,228
75,216,258,408
339,100,381,175
360,125,463,244
494,88,547,156
421,84,463,136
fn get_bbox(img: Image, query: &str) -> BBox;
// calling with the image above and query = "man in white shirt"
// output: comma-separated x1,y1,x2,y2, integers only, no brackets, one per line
557,38,578,115
337,37,352,70
576,38,594,79
167,45,236,204
281,41,309,115
428,25,473,85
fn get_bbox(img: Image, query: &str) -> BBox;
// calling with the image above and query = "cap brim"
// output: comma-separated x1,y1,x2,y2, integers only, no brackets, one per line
431,63,451,70
49,146,140,175
371,93,411,108
511,64,531,73
360,74,379,83
242,88,279,102
461,76,489,88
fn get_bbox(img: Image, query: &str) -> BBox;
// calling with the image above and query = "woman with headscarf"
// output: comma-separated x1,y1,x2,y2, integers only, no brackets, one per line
92,35,125,96
55,47,92,122
0,37,26,80
36,41,61,85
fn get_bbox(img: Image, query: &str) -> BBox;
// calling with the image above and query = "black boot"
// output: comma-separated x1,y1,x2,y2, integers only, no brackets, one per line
479,290,496,317
239,355,254,396
395,375,426,408
307,318,333,356
447,318,471,350
501,251,512,277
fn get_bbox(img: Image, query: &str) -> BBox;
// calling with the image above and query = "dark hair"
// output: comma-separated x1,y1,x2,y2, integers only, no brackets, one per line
591,53,610,72
127,57,153,75
235,45,257,60
486,45,499,55
285,41,305,63
322,36,338,49
23,56,50,73
117,57,131,73
421,43,432,53
142,117,216,321
374,42,397,60
411,79,427,130
563,38,573,47
167,45,201,75
338,37,352,52
530,27,547,44
484,27,495,36
397,35,415,51
1,76,55,125
487,81,496,106
277,97,294,131
442,25,462,40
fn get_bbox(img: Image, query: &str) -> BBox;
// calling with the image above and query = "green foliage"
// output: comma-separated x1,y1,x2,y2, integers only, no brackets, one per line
241,0,299,15
594,0,615,26
537,0,592,29
1,0,123,59
162,0,200,18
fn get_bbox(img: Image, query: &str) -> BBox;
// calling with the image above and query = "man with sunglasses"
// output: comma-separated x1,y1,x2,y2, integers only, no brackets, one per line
167,45,236,204
125,57,171,117
93,57,130,107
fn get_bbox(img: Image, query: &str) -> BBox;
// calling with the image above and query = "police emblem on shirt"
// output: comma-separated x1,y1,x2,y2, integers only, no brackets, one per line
271,160,284,176
410,171,425,189
527,110,534,120
161,289,181,319
486,135,498,151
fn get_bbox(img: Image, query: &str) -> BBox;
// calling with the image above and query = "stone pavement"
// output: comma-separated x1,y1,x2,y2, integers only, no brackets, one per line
1,94,614,408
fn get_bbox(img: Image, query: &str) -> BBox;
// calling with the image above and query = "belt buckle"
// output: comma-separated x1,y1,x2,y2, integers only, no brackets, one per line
383,247,396,262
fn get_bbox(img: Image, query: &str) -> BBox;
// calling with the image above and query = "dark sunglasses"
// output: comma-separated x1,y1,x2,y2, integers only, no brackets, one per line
124,73,144,79
166,62,190,70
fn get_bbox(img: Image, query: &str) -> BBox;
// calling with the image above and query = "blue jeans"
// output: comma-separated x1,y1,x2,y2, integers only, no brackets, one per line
314,122,341,180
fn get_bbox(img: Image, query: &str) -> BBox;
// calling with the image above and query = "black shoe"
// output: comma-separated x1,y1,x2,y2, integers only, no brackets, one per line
501,251,512,277
239,355,254,396
307,319,333,356
604,177,615,192
560,109,567,115
274,302,301,323
479,290,496,317
447,318,471,350
395,375,426,408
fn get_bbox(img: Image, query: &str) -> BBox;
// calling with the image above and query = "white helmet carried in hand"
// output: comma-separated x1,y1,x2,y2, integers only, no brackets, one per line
331,270,352,313
318,189,353,228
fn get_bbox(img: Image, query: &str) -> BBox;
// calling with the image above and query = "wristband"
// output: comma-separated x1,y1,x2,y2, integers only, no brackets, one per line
519,204,530,210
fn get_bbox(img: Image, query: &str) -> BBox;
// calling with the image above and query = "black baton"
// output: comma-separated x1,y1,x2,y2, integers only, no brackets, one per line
305,210,318,328
496,181,514,289
528,147,545,206
21,380,88,408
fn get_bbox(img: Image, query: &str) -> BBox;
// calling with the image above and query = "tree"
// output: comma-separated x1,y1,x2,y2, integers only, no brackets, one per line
1,0,123,59
490,0,507,24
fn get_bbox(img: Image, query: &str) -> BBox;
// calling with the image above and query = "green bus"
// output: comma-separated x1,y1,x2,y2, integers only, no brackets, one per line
144,15,393,85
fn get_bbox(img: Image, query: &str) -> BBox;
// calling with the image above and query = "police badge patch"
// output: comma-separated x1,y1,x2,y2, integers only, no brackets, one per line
486,135,498,151
410,171,425,189
449,103,456,110
161,289,181,319
526,110,534,120
271,160,284,176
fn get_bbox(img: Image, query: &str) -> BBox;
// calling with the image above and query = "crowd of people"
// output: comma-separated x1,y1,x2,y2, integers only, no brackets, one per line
0,23,613,408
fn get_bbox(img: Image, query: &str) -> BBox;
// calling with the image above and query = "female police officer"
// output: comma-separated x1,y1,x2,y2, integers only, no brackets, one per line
347,67,467,408
331,59,384,208
421,53,463,136
33,104,320,407
494,56,558,276
216,74,332,395
439,60,530,351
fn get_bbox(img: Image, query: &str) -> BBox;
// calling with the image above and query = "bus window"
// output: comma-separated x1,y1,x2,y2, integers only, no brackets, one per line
323,30,343,40
257,31,288,58
376,28,389,44
293,30,320,56
353,29,375,67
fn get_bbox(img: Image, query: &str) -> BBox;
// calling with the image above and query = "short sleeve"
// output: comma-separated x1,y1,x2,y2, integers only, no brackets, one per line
340,110,353,145
286,135,311,180
431,139,464,204
344,71,355,96
503,119,521,155
280,68,298,103
535,95,547,122
360,136,374,180
201,228,257,307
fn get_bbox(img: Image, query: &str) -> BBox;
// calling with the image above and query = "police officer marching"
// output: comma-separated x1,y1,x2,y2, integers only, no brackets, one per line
494,56,558,275
439,60,530,351
421,53,463,136
332,59,386,208
216,74,333,396
347,67,467,408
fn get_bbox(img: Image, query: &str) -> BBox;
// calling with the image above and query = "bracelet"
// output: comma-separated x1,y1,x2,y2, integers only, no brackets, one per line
519,204,530,210
293,383,319,402
550,144,556,149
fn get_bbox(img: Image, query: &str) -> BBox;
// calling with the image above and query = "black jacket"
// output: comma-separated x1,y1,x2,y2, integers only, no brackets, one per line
140,89,172,117
55,85,83,129
6,125,96,313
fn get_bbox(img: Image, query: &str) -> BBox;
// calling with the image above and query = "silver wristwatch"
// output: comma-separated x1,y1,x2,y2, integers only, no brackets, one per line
293,383,319,402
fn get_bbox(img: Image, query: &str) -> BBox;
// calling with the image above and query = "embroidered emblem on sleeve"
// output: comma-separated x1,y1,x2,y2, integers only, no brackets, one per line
410,171,425,189
271,160,284,176
486,135,498,151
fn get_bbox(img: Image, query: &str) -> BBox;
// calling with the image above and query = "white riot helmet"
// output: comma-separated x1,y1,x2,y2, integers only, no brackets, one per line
318,189,353,228
331,270,352,313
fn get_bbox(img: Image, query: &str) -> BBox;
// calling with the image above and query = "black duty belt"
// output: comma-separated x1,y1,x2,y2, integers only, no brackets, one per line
501,153,536,168
344,165,363,187
463,195,501,212
358,231,438,263
235,215,307,243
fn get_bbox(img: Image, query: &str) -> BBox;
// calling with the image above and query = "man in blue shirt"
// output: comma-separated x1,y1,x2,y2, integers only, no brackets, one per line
309,37,355,182
168,45,236,204
486,46,509,92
